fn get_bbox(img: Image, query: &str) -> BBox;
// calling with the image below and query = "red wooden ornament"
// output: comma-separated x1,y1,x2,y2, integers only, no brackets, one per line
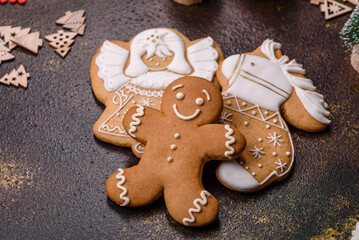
10,0,26,3
0,0,7,3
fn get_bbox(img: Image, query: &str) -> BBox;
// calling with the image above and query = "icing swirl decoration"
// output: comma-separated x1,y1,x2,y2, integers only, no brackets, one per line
182,190,211,226
224,124,236,159
128,104,145,137
115,168,130,206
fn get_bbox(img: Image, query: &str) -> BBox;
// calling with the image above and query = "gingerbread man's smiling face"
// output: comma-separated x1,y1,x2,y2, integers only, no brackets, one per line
162,77,223,126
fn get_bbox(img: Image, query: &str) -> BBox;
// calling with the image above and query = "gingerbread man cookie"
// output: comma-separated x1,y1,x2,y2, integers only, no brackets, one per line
90,28,223,157
216,39,330,192
106,76,246,227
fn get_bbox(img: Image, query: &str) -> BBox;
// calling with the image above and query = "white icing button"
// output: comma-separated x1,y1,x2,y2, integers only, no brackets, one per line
167,157,173,162
226,101,232,106
155,62,160,66
174,133,180,139
132,100,136,104
264,111,269,115
258,164,262,168
244,121,249,126
111,125,114,128
252,172,256,176
149,58,153,61
252,111,256,115
245,166,249,170
273,119,278,123
266,124,270,129
176,92,184,100
258,138,263,142
162,57,166,61
170,144,177,150
242,102,247,107
116,113,120,116
195,98,204,106
273,152,277,156
286,152,291,156
223,93,228,97
240,161,244,165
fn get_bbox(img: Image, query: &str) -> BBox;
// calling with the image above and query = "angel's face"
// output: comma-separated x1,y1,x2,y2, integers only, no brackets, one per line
162,76,223,126
141,32,174,70
142,52,174,70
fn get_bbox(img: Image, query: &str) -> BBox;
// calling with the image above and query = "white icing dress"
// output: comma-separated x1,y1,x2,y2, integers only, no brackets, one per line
93,28,220,155
217,39,330,192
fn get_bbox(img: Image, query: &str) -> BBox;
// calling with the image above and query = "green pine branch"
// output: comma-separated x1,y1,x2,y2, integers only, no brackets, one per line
341,5,359,53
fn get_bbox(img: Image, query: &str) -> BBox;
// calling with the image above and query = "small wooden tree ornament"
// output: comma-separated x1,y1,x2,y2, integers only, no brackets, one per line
320,0,352,20
1,26,31,49
11,31,43,54
0,43,14,64
0,65,30,88
56,10,86,33
45,30,77,58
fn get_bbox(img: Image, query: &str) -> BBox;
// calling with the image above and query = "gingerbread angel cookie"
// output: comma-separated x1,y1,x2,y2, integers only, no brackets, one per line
90,28,223,157
106,77,246,227
216,39,331,192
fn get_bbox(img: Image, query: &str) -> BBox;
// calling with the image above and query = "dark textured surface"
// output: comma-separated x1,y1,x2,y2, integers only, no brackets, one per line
0,0,358,239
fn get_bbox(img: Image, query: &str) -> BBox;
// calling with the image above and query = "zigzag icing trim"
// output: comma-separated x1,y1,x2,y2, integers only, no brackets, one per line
183,190,211,226
224,124,236,159
115,168,130,206
128,104,145,138
261,39,330,125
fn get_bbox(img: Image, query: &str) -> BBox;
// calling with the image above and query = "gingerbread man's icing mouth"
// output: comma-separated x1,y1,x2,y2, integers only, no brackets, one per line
173,104,201,120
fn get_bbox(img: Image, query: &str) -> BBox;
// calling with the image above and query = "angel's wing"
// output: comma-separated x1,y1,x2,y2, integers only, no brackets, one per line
187,37,219,81
95,40,131,91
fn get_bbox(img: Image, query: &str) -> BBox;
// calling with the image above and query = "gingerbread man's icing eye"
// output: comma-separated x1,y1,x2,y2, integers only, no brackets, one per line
195,98,204,106
176,92,185,100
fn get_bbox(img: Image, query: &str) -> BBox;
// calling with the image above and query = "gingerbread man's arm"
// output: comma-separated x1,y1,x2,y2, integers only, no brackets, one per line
199,124,246,161
123,105,163,144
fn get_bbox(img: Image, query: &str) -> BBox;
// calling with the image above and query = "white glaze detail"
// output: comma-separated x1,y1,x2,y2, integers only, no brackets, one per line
176,92,185,100
125,28,191,77
187,37,219,81
115,168,130,206
352,222,359,240
134,143,146,154
174,133,180,139
96,40,131,91
267,132,283,147
172,83,184,91
182,190,211,226
275,159,287,172
219,112,232,124
170,144,177,150
260,39,330,124
224,124,236,159
173,104,201,120
128,105,145,138
202,90,211,101
195,98,204,106
140,98,155,107
249,146,265,159
130,71,183,90
167,157,173,162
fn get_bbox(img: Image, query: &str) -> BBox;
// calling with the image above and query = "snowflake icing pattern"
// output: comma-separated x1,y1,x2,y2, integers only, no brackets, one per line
267,132,284,147
140,98,155,107
275,159,287,172
219,112,232,124
249,146,265,159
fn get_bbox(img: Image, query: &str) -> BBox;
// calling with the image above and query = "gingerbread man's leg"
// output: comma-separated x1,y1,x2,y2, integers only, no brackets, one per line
106,165,163,207
163,177,219,227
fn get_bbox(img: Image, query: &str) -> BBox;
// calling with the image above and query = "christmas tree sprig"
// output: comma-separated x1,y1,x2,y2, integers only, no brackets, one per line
340,5,359,53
